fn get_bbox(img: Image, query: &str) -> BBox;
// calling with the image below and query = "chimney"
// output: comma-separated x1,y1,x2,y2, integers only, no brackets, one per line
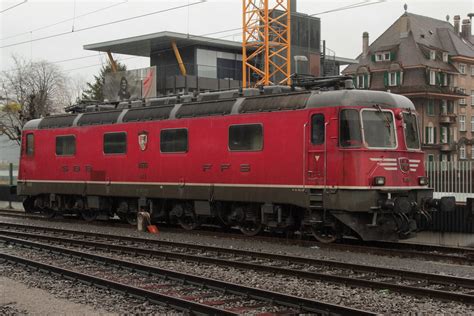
454,15,461,34
362,32,369,57
461,19,471,40
400,14,409,38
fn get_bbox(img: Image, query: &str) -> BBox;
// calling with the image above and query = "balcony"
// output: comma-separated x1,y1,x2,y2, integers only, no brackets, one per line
440,142,457,152
439,113,456,124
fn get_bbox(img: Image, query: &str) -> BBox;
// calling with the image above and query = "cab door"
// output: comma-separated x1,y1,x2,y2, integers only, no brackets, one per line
306,113,326,186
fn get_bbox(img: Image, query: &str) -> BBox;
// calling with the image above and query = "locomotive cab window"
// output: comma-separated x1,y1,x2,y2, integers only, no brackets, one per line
104,132,127,154
339,109,362,148
160,129,188,153
311,114,325,144
25,133,34,156
403,112,420,150
56,135,76,156
361,109,397,148
229,124,263,151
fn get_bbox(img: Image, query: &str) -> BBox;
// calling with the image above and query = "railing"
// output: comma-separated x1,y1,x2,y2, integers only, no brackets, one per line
426,161,474,202
0,163,19,208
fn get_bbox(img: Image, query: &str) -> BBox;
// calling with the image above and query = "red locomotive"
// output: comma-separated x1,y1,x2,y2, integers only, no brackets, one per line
17,77,454,242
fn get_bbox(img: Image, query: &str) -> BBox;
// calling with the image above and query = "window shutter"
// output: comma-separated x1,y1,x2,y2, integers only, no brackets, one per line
367,74,371,88
364,74,368,89
425,69,430,84
396,71,401,86
439,73,444,86
425,127,429,143
390,52,396,60
447,73,451,86
434,127,437,143
447,128,451,142
371,54,376,62
383,72,388,86
436,72,440,85
352,76,357,87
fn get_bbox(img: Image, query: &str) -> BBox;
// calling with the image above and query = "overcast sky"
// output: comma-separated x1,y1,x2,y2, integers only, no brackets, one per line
1,0,473,85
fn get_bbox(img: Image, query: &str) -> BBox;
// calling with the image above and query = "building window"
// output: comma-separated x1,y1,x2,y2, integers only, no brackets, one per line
429,70,436,85
442,52,449,62
460,88,466,105
160,129,188,153
375,51,391,62
430,50,436,60
311,114,325,145
25,133,34,156
425,126,435,144
356,74,367,89
471,146,474,159
441,100,447,114
459,115,466,131
440,127,448,143
388,72,398,86
56,136,76,156
459,63,466,74
471,90,474,106
460,145,466,160
229,124,263,151
427,100,435,116
103,132,127,154
439,72,448,86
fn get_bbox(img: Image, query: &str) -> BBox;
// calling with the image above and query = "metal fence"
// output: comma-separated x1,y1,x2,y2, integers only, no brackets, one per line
426,161,474,202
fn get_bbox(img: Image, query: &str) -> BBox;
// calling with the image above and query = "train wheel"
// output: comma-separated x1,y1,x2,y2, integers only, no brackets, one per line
311,225,338,243
81,210,98,222
240,221,263,236
41,209,56,219
178,213,199,230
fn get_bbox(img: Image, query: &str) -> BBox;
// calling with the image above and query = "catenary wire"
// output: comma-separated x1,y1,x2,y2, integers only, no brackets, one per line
0,0,27,14
0,0,206,49
0,1,129,41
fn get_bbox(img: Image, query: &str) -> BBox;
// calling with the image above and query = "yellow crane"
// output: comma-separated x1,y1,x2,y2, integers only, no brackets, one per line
242,0,291,87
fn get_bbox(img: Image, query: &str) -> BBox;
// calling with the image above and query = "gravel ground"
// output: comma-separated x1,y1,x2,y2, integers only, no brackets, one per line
3,239,473,314
0,260,179,315
1,215,472,279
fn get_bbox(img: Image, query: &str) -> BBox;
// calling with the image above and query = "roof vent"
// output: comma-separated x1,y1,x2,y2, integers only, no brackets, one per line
345,79,355,90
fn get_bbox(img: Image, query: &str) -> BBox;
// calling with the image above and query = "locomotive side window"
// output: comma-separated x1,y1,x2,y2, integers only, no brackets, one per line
361,110,397,148
403,113,420,150
229,124,263,151
339,109,362,148
104,132,127,154
26,134,34,156
160,129,188,153
56,135,76,156
311,114,325,145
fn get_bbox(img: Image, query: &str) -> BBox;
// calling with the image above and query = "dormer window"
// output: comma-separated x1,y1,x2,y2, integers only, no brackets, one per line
429,70,436,85
442,52,449,62
430,50,436,60
356,73,370,89
374,51,393,62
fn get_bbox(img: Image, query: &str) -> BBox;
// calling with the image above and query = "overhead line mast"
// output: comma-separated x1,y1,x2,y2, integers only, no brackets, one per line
242,0,291,87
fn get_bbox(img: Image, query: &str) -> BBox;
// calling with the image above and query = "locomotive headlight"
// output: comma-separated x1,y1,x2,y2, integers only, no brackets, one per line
418,176,429,186
373,176,386,186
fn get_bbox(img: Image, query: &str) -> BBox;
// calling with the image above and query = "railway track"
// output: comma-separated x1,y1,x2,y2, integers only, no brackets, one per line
0,236,374,315
0,223,473,305
1,209,473,265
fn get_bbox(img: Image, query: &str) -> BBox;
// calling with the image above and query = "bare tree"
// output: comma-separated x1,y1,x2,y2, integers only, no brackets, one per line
0,55,69,145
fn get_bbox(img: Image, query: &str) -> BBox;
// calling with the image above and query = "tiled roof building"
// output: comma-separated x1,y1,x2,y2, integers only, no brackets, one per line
343,11,474,163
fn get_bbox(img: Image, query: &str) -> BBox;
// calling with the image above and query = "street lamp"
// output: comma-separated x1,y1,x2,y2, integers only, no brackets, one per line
294,55,308,75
